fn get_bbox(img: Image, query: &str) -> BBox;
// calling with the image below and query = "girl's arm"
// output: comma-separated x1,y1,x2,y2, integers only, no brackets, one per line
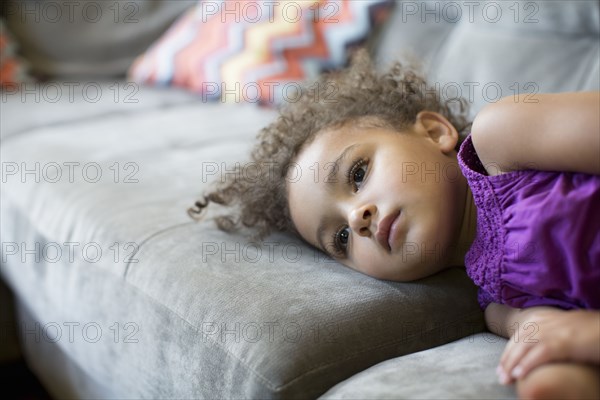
485,303,600,384
484,302,555,339
471,91,600,176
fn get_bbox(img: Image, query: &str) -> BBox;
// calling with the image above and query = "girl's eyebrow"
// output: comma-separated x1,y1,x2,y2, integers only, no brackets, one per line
325,143,360,192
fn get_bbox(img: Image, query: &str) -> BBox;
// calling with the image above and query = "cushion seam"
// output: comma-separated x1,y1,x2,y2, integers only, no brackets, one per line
276,309,484,390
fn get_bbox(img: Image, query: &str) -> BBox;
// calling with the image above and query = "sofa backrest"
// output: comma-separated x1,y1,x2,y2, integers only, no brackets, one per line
3,0,195,78
375,0,600,117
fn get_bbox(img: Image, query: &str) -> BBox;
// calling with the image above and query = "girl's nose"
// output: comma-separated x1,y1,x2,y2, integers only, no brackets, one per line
348,204,377,237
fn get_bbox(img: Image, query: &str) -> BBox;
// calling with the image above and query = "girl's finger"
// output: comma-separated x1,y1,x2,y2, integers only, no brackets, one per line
499,333,519,366
499,318,534,365
499,329,530,367
509,344,554,380
499,338,533,384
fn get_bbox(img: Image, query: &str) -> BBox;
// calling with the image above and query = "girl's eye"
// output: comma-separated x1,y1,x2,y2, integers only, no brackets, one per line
329,225,350,257
327,158,368,257
338,227,350,245
346,158,368,191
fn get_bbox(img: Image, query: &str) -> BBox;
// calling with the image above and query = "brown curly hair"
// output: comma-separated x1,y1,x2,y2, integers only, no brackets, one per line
188,48,472,240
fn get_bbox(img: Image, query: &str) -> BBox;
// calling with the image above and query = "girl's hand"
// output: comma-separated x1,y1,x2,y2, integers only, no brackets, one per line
497,308,600,385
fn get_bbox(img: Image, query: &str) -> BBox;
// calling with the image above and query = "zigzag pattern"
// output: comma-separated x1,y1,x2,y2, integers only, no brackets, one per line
1,18,31,89
128,0,391,105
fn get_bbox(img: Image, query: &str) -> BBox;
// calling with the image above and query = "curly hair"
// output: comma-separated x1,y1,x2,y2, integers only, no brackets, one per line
188,48,472,240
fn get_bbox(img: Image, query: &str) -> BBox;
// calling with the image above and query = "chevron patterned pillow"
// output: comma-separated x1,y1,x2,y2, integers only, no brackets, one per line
1,18,32,90
128,0,392,106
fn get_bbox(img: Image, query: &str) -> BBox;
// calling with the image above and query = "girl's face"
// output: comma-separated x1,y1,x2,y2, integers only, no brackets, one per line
286,112,470,281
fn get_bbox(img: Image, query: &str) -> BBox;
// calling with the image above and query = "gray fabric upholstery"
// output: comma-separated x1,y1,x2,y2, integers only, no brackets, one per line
376,0,600,118
4,0,196,78
0,81,201,140
320,333,516,399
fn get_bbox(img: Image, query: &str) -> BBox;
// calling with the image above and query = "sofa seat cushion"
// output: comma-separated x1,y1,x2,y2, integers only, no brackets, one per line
320,333,517,399
0,81,201,140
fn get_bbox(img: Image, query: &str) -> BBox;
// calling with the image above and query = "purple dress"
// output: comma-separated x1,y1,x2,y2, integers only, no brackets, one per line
457,134,600,311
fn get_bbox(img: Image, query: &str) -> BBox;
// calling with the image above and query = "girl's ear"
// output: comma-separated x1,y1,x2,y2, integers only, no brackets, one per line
415,111,459,154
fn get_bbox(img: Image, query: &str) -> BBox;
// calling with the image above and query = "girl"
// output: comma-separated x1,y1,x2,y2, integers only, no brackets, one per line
189,49,600,399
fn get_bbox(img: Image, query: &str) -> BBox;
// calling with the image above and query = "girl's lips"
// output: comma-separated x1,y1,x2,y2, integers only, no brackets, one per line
375,210,401,252
387,212,403,251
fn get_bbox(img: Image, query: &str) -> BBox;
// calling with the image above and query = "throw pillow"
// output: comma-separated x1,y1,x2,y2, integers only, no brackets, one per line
128,0,392,106
0,18,31,90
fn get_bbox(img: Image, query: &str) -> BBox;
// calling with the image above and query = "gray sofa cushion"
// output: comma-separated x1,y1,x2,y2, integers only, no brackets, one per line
1,83,485,398
0,80,201,140
320,333,517,399
3,0,196,78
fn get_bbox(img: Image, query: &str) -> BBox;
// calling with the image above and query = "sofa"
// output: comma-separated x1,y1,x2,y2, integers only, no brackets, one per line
1,1,598,398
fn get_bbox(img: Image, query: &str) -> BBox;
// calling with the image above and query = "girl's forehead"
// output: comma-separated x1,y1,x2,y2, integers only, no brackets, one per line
310,124,400,152
301,128,359,162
